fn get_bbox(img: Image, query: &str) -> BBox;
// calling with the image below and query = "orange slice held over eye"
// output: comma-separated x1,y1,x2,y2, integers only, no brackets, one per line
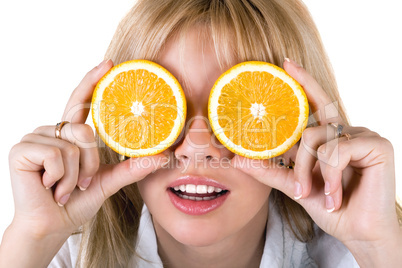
208,61,309,159
92,60,307,159
91,60,186,157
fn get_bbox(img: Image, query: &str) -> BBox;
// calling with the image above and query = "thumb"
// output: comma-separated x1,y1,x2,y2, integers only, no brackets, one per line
231,155,296,199
62,59,114,124
96,154,169,199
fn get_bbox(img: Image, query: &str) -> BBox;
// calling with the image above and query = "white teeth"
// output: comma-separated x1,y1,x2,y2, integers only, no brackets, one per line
173,184,227,201
196,185,208,194
178,193,218,201
185,184,196,194
174,184,225,194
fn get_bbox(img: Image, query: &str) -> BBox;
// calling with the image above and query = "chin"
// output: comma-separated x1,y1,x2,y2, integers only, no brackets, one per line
165,217,229,247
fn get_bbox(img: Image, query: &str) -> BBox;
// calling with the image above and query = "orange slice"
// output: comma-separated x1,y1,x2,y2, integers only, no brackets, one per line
91,60,186,157
208,61,308,159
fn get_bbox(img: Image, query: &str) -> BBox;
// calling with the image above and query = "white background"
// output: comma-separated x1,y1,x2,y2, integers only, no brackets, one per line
0,1,401,239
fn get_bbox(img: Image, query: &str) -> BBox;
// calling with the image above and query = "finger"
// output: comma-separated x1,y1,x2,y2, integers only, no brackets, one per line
317,137,349,213
9,143,64,194
295,126,367,198
95,154,170,200
316,131,388,212
62,59,113,124
295,126,326,199
283,58,343,125
230,155,296,199
325,181,342,213
42,170,57,189
32,124,99,190
21,132,88,192
53,143,80,206
20,132,81,205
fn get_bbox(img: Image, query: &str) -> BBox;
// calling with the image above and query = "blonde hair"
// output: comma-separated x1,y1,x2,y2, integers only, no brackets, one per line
79,0,352,267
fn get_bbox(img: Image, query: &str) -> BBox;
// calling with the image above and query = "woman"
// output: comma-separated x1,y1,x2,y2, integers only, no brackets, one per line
1,0,401,267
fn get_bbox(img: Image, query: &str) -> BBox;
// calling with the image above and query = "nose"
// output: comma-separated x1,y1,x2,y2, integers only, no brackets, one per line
173,115,231,163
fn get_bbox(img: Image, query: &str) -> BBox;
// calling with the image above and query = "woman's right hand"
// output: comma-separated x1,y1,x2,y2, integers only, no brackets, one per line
5,60,168,256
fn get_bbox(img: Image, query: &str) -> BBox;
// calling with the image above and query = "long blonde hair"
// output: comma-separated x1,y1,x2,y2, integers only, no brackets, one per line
79,0,350,267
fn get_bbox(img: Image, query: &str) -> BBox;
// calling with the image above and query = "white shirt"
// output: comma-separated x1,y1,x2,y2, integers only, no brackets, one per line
49,203,359,267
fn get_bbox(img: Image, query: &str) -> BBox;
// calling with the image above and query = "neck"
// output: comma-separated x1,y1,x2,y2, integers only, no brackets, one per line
155,202,269,268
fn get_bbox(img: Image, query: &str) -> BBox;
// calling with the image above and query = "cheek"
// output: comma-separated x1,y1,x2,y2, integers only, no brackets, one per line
136,172,165,206
231,178,272,218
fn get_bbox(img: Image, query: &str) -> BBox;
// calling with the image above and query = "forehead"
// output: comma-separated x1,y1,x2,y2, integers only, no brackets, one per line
156,27,224,96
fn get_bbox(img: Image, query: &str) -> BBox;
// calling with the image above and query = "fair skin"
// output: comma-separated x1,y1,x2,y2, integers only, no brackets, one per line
137,30,270,267
1,27,401,267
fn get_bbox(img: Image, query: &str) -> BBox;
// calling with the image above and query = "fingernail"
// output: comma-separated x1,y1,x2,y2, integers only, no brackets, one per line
294,181,303,200
97,59,108,68
79,177,92,191
58,194,71,207
326,195,335,213
45,181,55,190
324,181,331,195
284,57,301,68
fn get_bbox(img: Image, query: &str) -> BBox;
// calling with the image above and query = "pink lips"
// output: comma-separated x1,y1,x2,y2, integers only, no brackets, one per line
167,176,230,215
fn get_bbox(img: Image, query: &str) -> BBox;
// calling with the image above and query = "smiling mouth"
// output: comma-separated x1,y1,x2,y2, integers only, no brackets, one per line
169,184,229,201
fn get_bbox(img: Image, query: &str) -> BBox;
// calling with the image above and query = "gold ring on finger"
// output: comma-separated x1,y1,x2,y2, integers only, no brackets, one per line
55,121,70,139
341,133,352,141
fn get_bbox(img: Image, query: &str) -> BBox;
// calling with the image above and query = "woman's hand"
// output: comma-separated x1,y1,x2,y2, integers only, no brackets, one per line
2,59,168,267
231,59,402,266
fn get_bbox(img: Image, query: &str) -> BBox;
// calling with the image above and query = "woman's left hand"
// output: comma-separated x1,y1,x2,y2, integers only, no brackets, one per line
231,59,402,266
